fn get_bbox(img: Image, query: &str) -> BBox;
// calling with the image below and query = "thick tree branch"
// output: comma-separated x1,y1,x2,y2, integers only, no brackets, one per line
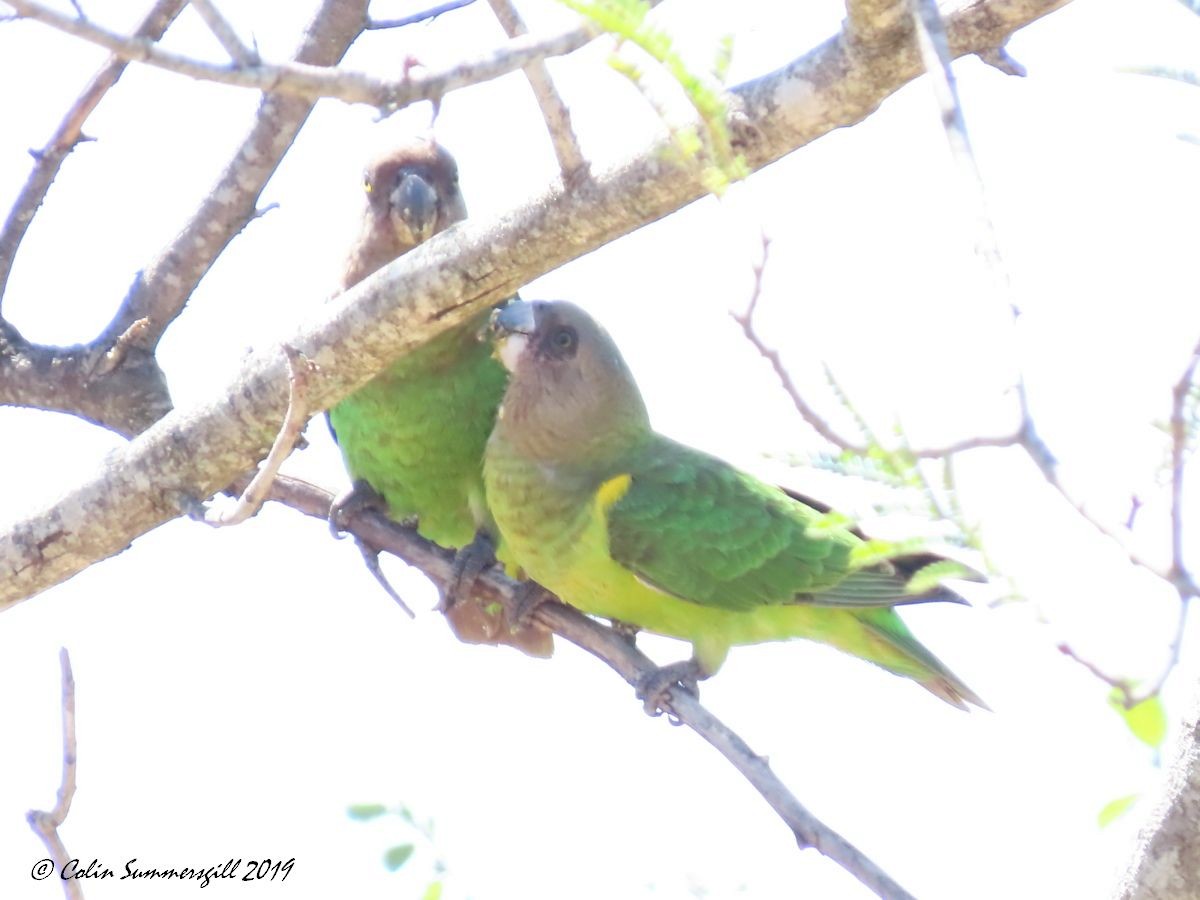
0,0,187,308
0,0,1071,608
1116,683,1200,900
0,0,369,435
4,0,600,113
264,474,916,900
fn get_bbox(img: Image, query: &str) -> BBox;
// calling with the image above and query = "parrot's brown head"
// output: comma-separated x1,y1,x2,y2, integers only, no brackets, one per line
342,138,467,288
490,300,650,462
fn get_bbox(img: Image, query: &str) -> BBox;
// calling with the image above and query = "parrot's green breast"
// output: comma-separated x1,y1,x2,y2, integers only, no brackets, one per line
329,313,507,549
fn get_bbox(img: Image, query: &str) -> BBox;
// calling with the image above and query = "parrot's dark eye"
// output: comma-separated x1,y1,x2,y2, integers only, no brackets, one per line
545,325,578,359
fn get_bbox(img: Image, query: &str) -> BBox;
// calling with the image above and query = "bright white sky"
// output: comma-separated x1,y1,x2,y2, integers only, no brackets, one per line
1,1,1199,898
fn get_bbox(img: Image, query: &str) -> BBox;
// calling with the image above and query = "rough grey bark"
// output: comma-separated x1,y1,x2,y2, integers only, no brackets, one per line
1115,687,1200,900
0,0,1070,609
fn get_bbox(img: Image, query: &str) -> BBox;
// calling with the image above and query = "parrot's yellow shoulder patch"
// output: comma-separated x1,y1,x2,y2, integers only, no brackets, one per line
595,473,632,514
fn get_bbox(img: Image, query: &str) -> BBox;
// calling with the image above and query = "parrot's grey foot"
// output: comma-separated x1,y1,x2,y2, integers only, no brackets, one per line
329,479,386,538
441,530,496,612
635,660,704,721
609,619,641,646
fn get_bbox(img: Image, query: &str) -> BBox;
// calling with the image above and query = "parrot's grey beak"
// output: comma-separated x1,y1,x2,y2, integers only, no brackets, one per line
391,171,438,243
491,301,539,372
492,300,538,337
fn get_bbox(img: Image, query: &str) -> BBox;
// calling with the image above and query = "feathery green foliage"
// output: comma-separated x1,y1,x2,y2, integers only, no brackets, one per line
558,0,747,193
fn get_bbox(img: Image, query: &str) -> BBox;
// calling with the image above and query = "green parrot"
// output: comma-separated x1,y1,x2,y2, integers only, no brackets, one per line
326,139,551,658
484,300,985,710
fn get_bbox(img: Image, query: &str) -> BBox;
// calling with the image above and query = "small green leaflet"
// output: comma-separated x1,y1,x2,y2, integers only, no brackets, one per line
1098,794,1138,828
1109,690,1168,750
384,844,415,871
422,882,444,900
347,803,388,821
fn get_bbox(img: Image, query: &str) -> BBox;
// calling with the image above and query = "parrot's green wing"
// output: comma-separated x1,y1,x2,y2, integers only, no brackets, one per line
606,438,953,612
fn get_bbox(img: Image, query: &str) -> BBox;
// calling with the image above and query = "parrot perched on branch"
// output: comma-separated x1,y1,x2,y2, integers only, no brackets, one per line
326,139,551,658
484,300,985,710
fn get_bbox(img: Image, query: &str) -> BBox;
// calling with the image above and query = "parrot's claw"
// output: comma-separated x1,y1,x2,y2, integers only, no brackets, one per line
509,580,553,628
355,538,415,618
609,619,641,646
328,479,387,538
635,660,704,721
441,530,496,611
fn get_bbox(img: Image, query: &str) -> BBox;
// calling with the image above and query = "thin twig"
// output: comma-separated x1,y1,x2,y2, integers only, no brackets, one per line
262,473,916,900
913,0,1197,701
26,648,82,900
732,234,1022,459
0,0,187,309
205,347,315,526
6,0,600,114
367,0,476,29
189,0,259,65
486,0,588,181
731,235,865,451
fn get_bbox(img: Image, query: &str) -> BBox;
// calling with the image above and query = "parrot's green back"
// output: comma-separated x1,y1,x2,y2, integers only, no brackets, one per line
329,313,506,549
484,300,984,709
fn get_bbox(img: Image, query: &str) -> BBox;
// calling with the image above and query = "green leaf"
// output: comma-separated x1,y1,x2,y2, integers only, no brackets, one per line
1109,690,1168,750
384,844,415,872
1098,794,1138,828
347,803,388,821
422,881,444,900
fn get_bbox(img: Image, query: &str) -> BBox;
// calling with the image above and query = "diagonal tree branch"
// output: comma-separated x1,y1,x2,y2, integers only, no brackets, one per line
189,0,259,66
368,0,477,30
0,0,1072,607
486,0,588,181
0,0,187,308
264,474,917,899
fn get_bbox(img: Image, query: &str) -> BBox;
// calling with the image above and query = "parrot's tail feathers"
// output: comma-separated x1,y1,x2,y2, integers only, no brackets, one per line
862,618,989,712
919,675,991,712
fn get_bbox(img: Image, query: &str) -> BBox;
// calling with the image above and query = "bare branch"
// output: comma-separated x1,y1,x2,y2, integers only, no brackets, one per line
731,235,865,452
204,347,315,526
1168,337,1200,595
264,474,917,900
486,0,588,181
0,0,1074,613
189,0,259,66
100,0,369,354
0,0,187,308
731,235,1023,458
26,648,81,900
367,0,476,30
6,0,600,114
0,0,369,436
